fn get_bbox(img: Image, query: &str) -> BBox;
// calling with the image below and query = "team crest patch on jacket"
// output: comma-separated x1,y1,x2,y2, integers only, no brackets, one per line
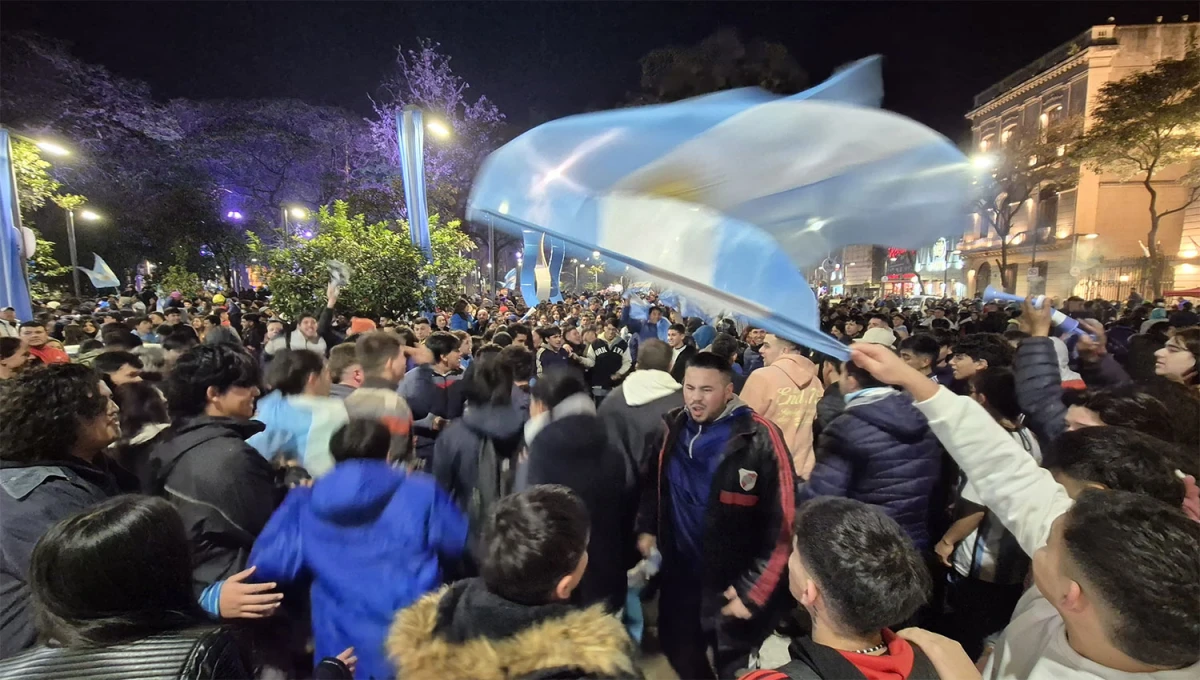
738,468,758,491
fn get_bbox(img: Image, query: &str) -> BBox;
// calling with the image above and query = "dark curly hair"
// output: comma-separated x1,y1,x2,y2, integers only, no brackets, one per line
0,363,108,463
164,344,261,420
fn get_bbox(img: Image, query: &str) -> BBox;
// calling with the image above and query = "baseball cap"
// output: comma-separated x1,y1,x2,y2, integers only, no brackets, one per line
853,327,897,349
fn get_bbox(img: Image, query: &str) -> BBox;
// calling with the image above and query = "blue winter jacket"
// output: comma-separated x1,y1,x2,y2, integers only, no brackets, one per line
248,460,467,680
449,313,472,332
799,389,943,551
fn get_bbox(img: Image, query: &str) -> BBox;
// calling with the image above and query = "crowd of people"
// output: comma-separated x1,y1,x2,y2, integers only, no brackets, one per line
0,280,1196,680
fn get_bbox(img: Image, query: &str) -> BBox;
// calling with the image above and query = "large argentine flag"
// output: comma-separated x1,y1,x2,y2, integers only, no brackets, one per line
467,56,970,358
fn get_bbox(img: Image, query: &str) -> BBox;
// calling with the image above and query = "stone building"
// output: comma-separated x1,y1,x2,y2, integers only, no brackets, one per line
961,20,1199,300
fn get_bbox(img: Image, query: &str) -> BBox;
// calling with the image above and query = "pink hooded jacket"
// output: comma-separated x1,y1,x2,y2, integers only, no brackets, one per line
740,353,824,479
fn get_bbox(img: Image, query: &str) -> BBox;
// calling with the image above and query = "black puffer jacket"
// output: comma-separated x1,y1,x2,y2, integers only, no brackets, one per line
148,417,278,596
800,390,943,551
0,459,119,659
524,414,637,613
0,628,251,680
1014,337,1068,446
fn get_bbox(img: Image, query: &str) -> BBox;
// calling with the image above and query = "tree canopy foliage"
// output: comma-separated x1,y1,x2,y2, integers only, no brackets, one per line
629,29,808,105
974,118,1082,292
0,31,504,298
250,201,475,319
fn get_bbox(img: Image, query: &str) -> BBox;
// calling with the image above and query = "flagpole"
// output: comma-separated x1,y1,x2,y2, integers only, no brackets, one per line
66,207,80,299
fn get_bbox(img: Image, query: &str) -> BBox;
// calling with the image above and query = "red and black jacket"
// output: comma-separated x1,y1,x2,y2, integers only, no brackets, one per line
636,404,797,619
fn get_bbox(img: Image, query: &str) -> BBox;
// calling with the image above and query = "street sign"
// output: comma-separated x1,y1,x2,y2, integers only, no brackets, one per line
1026,267,1041,281
1069,266,1082,278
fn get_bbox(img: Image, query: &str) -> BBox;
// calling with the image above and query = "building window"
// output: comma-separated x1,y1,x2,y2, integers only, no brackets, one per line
979,135,994,152
1037,186,1058,231
1045,104,1064,125
1001,126,1015,145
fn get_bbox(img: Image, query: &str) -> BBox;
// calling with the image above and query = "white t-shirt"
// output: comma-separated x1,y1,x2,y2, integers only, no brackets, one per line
987,588,1200,680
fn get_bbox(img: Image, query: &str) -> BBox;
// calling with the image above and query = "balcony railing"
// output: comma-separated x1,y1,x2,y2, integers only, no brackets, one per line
961,227,1061,252
973,29,1113,108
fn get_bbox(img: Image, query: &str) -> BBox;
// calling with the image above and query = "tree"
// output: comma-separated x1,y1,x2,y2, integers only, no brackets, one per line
1076,49,1200,296
26,229,72,299
251,201,473,320
133,186,247,287
629,28,808,105
174,99,381,231
368,39,506,220
157,260,204,299
425,217,476,310
974,118,1082,292
11,139,77,296
10,138,61,217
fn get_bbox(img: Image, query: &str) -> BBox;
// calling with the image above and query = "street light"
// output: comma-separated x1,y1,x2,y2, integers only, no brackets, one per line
35,141,70,157
279,205,310,243
971,154,996,170
426,119,451,140
65,207,103,298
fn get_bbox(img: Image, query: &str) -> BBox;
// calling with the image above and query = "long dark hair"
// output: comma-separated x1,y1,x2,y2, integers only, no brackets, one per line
264,348,325,396
30,496,204,647
112,382,169,438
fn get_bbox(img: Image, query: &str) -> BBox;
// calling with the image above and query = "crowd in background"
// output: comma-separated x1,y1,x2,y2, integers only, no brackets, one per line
0,280,1196,680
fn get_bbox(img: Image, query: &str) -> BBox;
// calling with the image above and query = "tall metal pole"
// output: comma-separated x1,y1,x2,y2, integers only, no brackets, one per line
66,208,80,299
279,207,288,245
1030,227,1040,295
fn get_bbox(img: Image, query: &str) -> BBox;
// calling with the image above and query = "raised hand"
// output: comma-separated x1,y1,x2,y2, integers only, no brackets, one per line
1018,295,1052,337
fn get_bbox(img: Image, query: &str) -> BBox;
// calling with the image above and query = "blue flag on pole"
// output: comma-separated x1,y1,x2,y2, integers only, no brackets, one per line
466,56,970,359
0,130,32,320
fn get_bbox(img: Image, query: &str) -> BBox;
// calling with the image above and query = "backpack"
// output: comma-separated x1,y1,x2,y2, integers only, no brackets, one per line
742,637,942,680
468,437,515,539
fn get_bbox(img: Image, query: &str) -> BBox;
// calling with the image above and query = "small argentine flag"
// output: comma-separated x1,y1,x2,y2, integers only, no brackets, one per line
79,254,121,290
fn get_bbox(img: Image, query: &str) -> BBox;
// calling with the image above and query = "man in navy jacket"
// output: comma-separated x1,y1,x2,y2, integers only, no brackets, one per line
799,357,943,552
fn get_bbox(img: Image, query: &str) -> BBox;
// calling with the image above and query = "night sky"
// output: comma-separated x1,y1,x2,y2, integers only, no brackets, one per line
2,1,1195,141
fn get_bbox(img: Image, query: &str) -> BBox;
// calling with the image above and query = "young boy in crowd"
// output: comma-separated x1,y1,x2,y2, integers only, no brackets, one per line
249,419,467,680
745,496,973,680
388,485,640,679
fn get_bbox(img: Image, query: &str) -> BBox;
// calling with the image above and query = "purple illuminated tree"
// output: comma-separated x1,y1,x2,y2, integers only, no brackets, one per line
173,99,382,240
368,39,506,219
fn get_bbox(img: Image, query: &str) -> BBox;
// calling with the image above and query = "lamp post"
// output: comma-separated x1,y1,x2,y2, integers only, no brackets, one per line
65,207,102,298
280,206,308,244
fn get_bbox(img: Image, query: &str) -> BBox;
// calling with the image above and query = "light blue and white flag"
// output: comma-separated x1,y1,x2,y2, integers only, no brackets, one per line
80,254,121,290
467,56,970,359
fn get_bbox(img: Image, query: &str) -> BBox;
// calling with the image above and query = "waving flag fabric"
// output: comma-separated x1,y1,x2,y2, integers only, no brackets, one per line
80,254,121,290
0,131,32,320
467,56,970,358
